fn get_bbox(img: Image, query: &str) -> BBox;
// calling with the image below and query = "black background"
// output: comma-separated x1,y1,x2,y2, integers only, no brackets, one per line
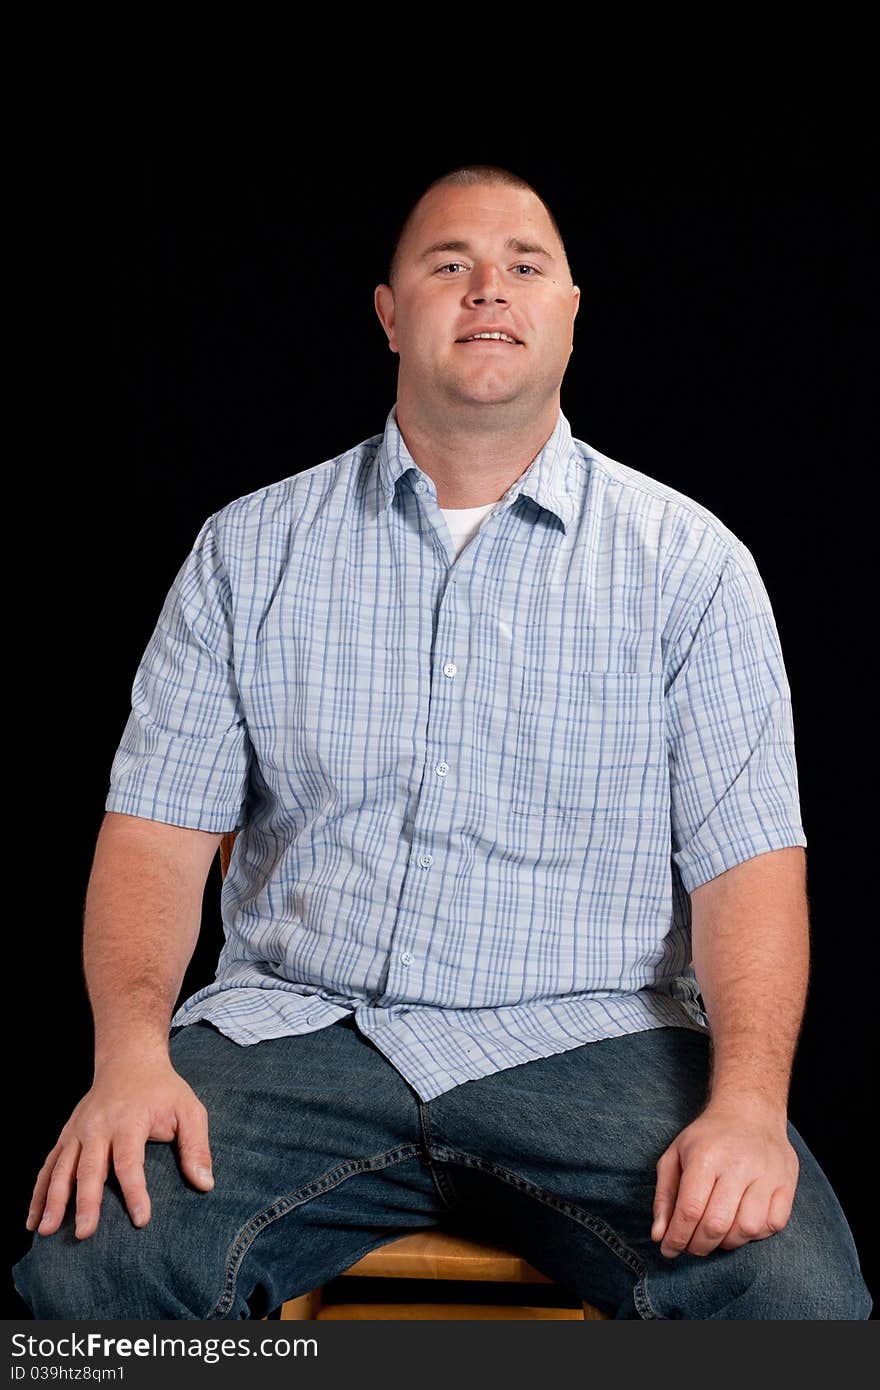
7,110,876,1317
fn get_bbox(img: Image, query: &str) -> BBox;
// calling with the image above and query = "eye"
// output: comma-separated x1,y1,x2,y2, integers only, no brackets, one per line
434,263,541,276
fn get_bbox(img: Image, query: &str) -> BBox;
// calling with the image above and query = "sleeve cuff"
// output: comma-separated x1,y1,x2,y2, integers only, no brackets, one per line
673,825,808,894
104,787,245,834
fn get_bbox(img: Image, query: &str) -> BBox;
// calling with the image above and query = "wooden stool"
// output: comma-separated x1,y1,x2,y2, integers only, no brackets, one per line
273,1228,609,1321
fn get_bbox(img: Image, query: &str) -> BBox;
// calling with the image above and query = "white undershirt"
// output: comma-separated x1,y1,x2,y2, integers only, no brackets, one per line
439,502,498,559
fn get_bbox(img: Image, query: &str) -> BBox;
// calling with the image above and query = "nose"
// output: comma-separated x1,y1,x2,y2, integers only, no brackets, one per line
464,263,508,306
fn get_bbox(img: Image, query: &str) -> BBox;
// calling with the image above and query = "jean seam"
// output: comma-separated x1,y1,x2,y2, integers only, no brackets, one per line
417,1102,459,1213
426,1143,663,1320
205,1141,422,1320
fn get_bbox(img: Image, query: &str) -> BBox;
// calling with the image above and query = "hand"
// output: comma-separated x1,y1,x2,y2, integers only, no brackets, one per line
650,1098,799,1259
25,1055,215,1241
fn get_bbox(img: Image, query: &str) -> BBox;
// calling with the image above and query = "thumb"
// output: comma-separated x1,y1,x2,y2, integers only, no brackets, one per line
177,1107,214,1190
651,1147,681,1241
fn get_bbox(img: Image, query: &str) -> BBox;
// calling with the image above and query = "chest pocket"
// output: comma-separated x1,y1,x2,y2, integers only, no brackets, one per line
509,669,663,821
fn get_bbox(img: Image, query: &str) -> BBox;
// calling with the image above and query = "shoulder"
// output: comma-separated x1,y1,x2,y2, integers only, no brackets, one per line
571,434,760,596
574,436,744,552
206,429,384,558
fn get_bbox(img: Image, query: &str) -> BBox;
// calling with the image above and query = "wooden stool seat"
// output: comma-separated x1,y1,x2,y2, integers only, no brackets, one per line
342,1228,555,1282
276,1228,609,1320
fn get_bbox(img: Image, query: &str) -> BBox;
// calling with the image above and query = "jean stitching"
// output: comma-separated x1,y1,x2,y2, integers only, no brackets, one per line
633,1273,661,1318
205,1141,422,1320
418,1102,459,1212
426,1143,663,1319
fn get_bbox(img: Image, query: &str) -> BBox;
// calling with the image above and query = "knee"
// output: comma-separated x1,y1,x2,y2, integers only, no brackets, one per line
13,1222,111,1320
718,1229,872,1321
755,1254,872,1320
741,1129,873,1320
12,1187,214,1320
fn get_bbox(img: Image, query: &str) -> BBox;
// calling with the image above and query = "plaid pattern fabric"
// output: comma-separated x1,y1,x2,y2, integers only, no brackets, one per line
106,403,807,1101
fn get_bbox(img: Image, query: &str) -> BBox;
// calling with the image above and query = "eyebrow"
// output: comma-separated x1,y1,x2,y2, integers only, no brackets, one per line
417,236,556,264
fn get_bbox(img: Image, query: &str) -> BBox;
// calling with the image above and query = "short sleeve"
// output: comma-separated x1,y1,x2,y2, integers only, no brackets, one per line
665,542,807,893
105,514,252,832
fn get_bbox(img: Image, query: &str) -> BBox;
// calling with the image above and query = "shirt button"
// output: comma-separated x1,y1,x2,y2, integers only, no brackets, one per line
306,1013,322,1025
435,761,449,777
400,952,414,966
416,480,427,493
418,853,434,868
443,662,458,678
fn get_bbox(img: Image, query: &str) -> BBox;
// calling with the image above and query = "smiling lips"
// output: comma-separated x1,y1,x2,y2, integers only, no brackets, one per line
457,336,524,349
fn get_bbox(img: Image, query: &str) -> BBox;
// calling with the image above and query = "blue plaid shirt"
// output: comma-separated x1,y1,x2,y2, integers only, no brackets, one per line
107,403,807,1101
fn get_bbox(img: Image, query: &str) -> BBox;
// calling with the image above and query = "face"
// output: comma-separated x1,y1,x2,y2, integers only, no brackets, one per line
374,183,580,415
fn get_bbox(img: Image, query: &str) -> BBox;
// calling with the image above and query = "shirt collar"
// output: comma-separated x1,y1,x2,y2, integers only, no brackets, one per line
375,401,580,533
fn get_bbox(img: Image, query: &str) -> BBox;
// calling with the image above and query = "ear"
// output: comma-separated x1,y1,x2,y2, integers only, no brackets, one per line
374,284,399,354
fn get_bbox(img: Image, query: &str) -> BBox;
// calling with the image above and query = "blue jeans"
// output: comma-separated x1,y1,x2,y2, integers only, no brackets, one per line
13,1018,872,1320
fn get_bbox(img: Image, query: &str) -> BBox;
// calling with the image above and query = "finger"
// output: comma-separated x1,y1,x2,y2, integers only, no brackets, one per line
177,1102,214,1190
768,1181,795,1234
26,1140,64,1230
651,1147,682,1243
660,1161,716,1259
111,1133,152,1231
719,1180,780,1250
36,1139,82,1236
72,1141,111,1240
684,1175,745,1257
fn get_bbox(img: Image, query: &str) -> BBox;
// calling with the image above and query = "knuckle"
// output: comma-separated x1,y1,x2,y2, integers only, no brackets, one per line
43,1144,72,1173
702,1221,728,1239
75,1160,101,1180
178,1138,200,1159
679,1202,705,1222
113,1152,143,1172
738,1221,764,1239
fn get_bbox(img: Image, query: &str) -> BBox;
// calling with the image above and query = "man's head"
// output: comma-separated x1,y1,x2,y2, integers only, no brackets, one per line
374,165,580,429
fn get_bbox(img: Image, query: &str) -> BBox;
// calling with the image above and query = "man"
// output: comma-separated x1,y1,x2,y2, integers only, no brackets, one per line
14,164,871,1320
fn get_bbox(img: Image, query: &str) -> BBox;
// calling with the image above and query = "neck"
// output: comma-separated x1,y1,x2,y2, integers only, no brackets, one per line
394,397,560,509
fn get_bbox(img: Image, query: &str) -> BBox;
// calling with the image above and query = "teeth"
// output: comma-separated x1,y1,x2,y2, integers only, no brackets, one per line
464,332,518,343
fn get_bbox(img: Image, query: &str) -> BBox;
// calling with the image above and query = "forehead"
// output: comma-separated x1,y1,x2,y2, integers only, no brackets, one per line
406,183,555,252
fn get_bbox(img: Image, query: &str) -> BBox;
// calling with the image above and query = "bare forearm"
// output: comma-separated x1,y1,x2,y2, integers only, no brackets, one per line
690,847,810,1114
83,813,222,1072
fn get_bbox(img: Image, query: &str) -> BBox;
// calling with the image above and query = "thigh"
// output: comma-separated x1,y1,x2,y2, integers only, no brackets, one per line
13,1019,448,1320
425,1026,872,1319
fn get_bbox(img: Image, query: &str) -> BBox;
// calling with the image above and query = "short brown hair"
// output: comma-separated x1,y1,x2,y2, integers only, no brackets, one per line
387,163,572,290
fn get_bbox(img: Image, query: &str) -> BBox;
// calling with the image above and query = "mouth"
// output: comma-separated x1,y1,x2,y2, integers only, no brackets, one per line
455,338,524,348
